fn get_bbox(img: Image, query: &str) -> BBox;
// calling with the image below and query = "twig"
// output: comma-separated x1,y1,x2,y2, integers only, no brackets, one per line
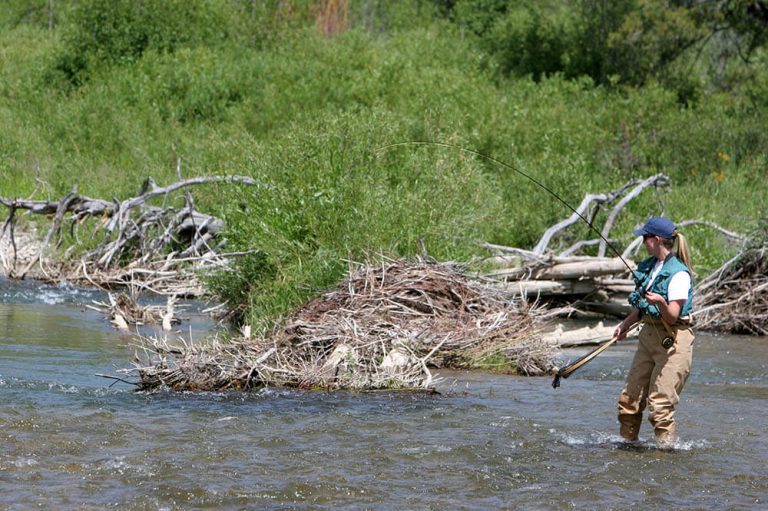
95,373,139,387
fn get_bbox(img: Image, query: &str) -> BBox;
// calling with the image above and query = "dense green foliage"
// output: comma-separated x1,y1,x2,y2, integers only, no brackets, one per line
1,0,766,327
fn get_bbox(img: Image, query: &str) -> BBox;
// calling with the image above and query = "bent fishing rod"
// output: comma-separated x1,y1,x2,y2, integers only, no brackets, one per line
550,321,640,388
376,141,644,386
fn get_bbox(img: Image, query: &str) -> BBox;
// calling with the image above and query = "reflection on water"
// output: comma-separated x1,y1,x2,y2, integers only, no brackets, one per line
2,278,767,510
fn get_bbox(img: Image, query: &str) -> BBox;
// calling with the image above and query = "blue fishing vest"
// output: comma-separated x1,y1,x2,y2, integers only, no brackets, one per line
628,255,694,318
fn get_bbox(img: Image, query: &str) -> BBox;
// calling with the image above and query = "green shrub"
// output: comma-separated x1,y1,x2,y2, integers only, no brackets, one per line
51,0,233,86
484,5,572,80
0,0,76,30
206,108,506,325
203,251,278,324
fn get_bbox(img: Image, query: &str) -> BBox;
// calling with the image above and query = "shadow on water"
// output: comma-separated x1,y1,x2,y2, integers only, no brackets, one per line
2,277,767,510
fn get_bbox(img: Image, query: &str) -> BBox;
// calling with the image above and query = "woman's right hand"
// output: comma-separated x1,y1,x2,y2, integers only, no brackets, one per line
614,323,627,340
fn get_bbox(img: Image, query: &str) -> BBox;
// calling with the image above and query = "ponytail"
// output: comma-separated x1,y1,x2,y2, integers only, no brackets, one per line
662,231,693,273
672,232,694,274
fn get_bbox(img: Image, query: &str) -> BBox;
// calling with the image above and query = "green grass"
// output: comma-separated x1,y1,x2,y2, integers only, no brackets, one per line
1,1,765,327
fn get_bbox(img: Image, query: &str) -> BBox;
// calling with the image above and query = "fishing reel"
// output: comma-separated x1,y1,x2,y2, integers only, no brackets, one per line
662,336,675,349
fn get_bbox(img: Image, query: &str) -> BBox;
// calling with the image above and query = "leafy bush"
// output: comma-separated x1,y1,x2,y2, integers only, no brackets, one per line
51,0,233,86
443,0,768,101
0,0,76,30
203,251,278,324
208,108,506,325
484,5,572,80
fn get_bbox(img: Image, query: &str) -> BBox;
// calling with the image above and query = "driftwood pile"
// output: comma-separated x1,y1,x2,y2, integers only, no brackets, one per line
0,169,258,296
482,255,635,318
86,290,182,331
694,245,768,335
124,258,556,392
475,173,670,318
477,173,750,320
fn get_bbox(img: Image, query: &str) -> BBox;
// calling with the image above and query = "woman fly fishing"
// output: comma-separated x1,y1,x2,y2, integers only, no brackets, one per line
613,217,695,448
376,142,696,444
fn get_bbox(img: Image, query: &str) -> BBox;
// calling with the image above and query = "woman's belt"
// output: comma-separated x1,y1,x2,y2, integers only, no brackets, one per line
641,315,692,327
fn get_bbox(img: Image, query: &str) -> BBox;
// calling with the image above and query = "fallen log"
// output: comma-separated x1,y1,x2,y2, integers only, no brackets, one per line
533,258,629,280
595,277,635,294
541,321,637,347
533,173,669,256
575,299,632,318
498,278,598,296
485,257,630,282
479,175,749,320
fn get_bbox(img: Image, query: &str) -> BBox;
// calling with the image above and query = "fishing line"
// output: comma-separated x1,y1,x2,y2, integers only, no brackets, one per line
377,141,645,386
375,141,636,275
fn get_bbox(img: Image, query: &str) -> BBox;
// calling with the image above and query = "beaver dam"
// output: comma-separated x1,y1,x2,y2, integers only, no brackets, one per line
125,258,556,392
694,244,768,335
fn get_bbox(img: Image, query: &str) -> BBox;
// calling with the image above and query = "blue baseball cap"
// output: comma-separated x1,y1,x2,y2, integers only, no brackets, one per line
633,217,676,238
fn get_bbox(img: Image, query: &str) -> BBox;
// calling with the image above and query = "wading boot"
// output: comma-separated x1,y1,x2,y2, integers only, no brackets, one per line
655,424,678,449
619,415,642,442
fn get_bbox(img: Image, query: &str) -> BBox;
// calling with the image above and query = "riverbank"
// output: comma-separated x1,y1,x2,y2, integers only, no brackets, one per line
1,228,561,388
5,220,766,394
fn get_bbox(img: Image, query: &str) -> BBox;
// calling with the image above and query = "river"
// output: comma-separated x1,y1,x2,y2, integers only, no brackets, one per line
1,277,767,510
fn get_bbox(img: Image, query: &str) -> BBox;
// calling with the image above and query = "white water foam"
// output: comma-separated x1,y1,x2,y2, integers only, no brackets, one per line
38,288,67,305
11,457,39,468
558,430,709,451
99,456,156,477
48,383,81,394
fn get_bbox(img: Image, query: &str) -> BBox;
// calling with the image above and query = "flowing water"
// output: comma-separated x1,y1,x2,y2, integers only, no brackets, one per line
2,276,767,510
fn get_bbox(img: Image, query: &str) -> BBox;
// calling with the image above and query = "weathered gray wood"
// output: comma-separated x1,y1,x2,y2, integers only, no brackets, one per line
486,258,631,282
597,173,670,257
595,277,635,294
1,174,259,290
577,300,633,318
498,278,598,296
532,194,608,255
533,258,629,280
541,321,637,346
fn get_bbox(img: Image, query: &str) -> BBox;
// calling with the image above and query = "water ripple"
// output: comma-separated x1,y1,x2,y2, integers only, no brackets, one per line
2,295,768,509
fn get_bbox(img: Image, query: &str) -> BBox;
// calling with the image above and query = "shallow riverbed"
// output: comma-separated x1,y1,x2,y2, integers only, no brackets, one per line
2,277,766,510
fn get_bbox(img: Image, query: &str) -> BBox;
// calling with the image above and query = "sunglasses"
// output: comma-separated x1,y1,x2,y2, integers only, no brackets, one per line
643,234,656,240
